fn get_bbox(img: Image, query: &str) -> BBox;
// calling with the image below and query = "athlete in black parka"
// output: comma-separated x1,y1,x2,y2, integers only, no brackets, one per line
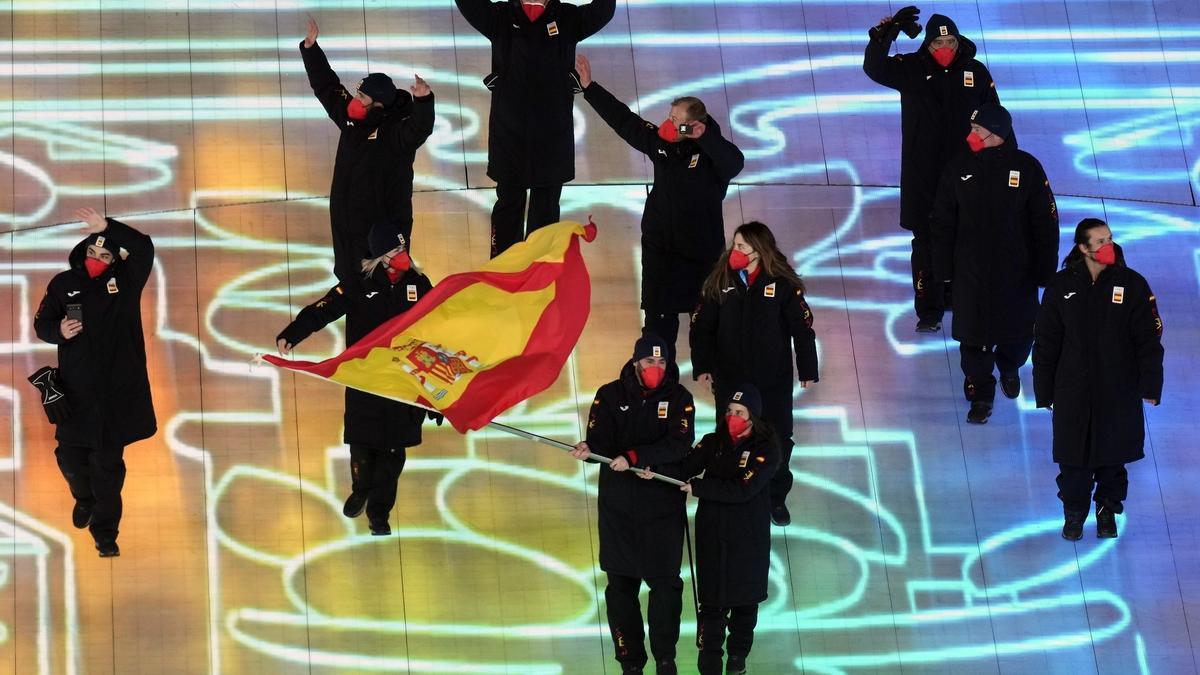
864,8,1000,331
1033,220,1164,540
690,222,817,527
656,384,778,675
34,208,157,557
301,18,435,281
571,334,695,674
576,55,745,361
930,104,1058,425
454,0,615,257
276,218,438,535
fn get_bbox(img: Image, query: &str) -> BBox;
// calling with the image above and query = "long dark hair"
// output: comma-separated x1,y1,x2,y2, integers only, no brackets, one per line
1062,218,1108,268
701,221,805,302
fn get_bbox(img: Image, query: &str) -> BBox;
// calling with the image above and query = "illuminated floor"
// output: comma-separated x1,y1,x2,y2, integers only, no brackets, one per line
2,0,1200,673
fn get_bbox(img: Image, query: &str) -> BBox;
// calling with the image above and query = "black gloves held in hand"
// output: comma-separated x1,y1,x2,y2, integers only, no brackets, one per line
869,5,921,42
28,366,72,425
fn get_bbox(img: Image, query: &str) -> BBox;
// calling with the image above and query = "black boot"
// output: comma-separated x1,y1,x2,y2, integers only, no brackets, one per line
966,401,993,424
1096,504,1118,538
95,540,120,557
1062,509,1086,541
1000,372,1021,399
655,659,678,675
770,503,791,527
726,655,747,675
915,318,941,333
72,501,93,529
342,492,367,518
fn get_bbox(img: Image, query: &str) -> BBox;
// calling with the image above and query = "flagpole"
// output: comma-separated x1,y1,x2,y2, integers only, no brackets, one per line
254,355,688,487
485,422,687,487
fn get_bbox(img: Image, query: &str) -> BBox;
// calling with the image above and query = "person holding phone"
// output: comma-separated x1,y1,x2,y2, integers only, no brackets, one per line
300,16,436,281
33,208,157,558
275,218,438,536
689,222,817,527
575,55,744,362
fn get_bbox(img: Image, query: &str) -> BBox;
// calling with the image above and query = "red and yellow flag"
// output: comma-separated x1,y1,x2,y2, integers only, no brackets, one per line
263,220,596,432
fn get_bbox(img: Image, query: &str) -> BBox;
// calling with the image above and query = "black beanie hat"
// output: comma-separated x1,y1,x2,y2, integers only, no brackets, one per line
358,73,397,108
84,230,120,258
632,333,670,362
924,14,960,42
367,218,412,258
971,103,1013,140
727,384,763,418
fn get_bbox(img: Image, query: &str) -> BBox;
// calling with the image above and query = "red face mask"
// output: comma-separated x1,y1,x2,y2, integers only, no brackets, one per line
522,2,545,21
932,46,956,68
639,364,665,389
729,250,751,270
657,119,680,143
726,414,750,441
84,257,110,279
385,251,411,282
966,131,988,153
1093,243,1117,265
347,98,369,120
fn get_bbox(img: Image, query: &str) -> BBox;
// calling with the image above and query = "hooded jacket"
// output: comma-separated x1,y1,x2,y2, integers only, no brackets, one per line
1033,253,1164,467
277,267,435,448
585,361,695,578
582,81,746,312
300,41,436,281
930,137,1059,346
863,14,1001,231
34,219,157,449
456,0,616,186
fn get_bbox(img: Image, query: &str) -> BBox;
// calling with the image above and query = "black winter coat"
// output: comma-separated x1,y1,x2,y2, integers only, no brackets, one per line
690,272,818,390
582,81,745,312
930,140,1059,346
301,41,436,281
1033,261,1164,467
863,25,1000,231
34,219,157,449
585,362,696,578
277,268,434,448
456,0,615,186
664,431,778,607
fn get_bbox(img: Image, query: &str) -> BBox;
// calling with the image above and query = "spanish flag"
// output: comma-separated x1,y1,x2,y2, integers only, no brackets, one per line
263,220,596,432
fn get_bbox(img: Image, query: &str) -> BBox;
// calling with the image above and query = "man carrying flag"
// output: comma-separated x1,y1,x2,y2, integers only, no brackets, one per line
570,333,695,675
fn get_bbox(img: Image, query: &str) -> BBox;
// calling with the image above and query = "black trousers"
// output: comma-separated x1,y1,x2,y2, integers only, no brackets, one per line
643,311,681,364
910,229,945,324
696,604,759,674
605,573,683,667
490,183,563,258
1057,463,1129,513
959,339,1033,402
55,442,126,543
349,444,407,523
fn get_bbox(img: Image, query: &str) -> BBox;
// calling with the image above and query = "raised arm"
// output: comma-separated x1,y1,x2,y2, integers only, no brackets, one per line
299,19,353,127
454,0,499,39
578,59,659,156
576,0,616,41
391,77,436,153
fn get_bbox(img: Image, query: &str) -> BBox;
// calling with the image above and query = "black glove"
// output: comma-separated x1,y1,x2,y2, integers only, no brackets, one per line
427,410,445,426
27,366,72,425
869,6,920,42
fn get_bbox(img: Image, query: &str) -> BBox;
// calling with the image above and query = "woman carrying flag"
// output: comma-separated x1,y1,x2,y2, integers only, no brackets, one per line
275,218,438,535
